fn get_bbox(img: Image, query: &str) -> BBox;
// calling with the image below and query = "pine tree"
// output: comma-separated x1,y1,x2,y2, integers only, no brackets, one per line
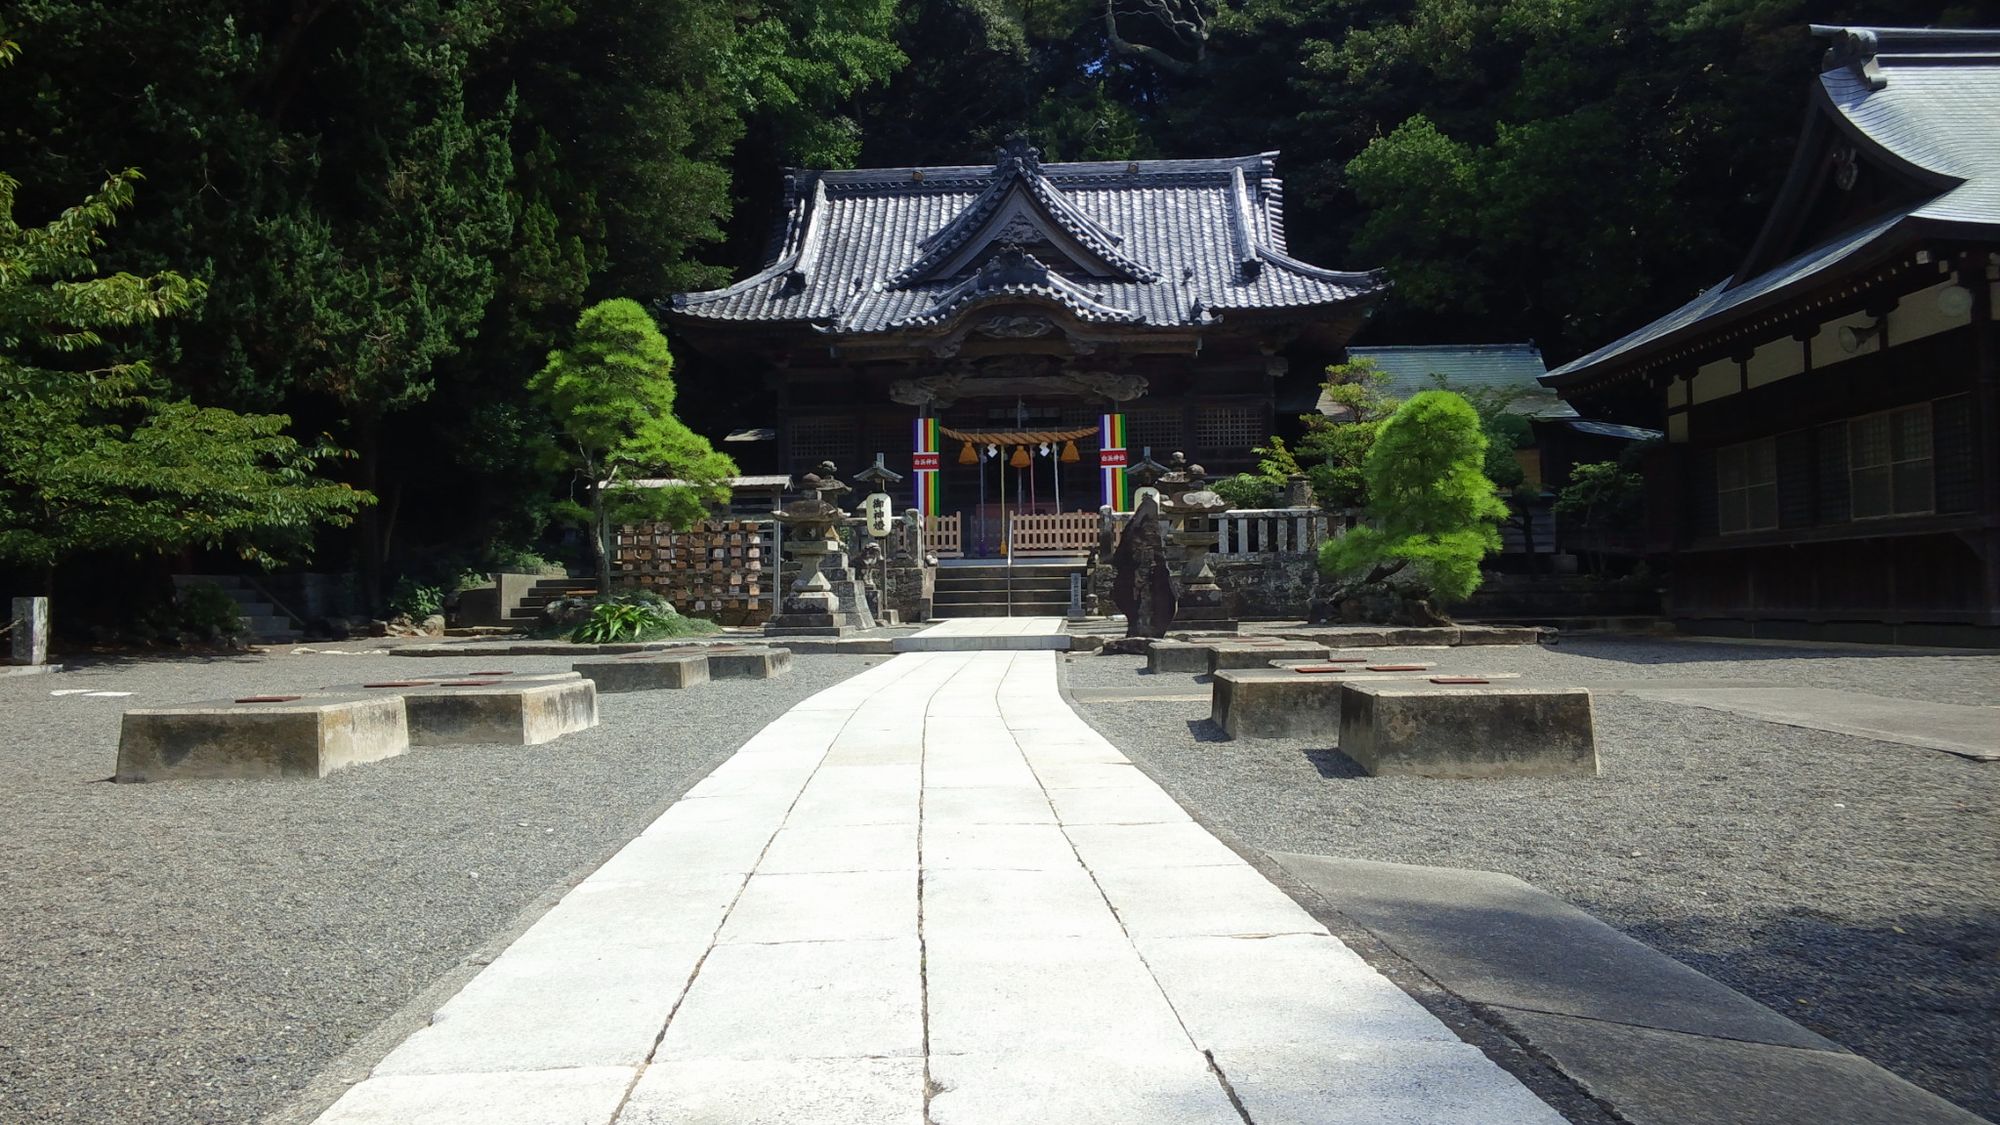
1318,390,1507,620
529,300,737,589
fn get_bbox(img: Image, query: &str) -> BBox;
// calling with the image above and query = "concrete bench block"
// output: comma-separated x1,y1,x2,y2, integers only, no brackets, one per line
1146,641,1210,674
1338,683,1597,778
702,646,792,679
1455,625,1546,646
1206,642,1329,672
1211,671,1518,740
571,653,711,693
117,694,409,781
402,679,599,746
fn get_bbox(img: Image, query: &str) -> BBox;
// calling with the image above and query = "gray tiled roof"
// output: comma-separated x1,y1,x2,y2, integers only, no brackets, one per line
1342,344,1571,417
667,141,1385,335
1546,26,2000,387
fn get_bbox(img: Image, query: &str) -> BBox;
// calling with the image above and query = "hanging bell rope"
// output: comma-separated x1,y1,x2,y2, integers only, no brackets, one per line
940,424,1099,446
1009,445,1031,469
1059,440,1080,463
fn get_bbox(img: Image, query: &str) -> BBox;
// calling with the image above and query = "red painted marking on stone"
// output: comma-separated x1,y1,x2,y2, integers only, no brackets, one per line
469,670,512,676
439,680,491,687
1291,666,1353,675
1431,677,1489,684
235,695,302,704
362,681,431,689
1366,664,1429,672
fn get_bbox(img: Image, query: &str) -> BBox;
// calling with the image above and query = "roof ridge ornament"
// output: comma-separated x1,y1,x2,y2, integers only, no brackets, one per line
1817,26,1886,89
997,133,1044,176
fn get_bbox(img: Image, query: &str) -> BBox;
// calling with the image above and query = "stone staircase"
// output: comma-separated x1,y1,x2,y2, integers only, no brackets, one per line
503,576,601,628
931,561,1083,619
171,574,303,644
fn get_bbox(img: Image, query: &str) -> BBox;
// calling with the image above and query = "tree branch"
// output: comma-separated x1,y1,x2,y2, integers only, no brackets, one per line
1102,0,1209,76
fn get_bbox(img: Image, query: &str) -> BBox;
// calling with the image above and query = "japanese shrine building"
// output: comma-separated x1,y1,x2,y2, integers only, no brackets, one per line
664,138,1385,556
1541,26,2000,645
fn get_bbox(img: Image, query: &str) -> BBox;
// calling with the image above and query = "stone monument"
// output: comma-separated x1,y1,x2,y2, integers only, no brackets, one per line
765,462,877,636
10,596,48,666
1110,491,1176,638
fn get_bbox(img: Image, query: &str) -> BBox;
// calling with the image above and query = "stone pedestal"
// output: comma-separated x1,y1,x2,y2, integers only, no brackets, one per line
1339,683,1598,777
572,653,711,692
117,694,409,781
766,545,876,635
11,596,47,666
402,679,599,746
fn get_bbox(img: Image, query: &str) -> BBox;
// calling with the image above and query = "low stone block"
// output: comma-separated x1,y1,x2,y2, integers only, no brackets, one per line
1210,670,1516,740
1206,642,1328,672
571,653,710,693
117,694,409,781
1146,641,1209,674
1455,625,1547,646
402,678,598,746
703,645,792,679
1338,683,1597,778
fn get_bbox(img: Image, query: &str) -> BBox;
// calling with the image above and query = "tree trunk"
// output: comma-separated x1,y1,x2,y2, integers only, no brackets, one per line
355,414,384,614
590,485,611,592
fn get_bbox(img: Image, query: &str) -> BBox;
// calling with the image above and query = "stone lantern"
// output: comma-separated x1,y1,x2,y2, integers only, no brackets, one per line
1157,452,1237,630
766,461,876,636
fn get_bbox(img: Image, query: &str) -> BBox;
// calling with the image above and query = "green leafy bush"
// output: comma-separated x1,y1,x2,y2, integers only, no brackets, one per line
1211,473,1282,510
141,581,246,644
565,590,719,643
387,576,444,620
570,602,656,643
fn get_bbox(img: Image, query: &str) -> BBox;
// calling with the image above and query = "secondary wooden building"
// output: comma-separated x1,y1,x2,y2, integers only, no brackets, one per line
1542,26,2000,645
665,138,1385,557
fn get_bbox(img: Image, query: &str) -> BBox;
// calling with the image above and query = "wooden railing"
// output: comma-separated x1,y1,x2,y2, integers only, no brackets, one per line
1009,511,1100,557
928,513,963,559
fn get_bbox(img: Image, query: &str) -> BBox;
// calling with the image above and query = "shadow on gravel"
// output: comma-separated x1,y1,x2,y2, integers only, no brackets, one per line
1555,637,1982,666
1184,718,1231,743
1303,748,1365,778
1615,906,2000,1121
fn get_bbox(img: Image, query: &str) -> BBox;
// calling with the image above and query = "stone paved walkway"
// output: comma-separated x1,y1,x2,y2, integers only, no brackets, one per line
893,616,1070,652
314,651,1565,1124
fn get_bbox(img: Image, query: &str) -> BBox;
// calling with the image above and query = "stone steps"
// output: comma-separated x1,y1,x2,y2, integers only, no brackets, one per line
172,574,303,643
929,563,1081,619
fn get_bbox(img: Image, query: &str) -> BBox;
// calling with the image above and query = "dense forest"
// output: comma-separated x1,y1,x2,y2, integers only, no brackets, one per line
0,0,1982,617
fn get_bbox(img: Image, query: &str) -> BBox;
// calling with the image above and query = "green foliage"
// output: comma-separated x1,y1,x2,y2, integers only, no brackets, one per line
1292,359,1400,510
1555,460,1645,530
0,166,365,570
531,299,737,587
387,577,445,621
567,591,719,643
1318,390,1507,606
1212,473,1282,510
149,581,247,644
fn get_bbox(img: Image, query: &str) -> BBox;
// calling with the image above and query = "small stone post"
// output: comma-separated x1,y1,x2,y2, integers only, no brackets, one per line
10,597,48,666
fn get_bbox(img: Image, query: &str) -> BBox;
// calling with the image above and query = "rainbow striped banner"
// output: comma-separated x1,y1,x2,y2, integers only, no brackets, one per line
1099,412,1128,510
911,416,941,520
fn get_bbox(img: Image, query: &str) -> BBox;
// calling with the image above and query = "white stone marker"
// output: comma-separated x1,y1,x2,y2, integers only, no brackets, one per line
11,596,47,665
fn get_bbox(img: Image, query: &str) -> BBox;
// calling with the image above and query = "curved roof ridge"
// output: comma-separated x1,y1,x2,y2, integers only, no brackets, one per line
879,247,1144,330
886,136,1159,287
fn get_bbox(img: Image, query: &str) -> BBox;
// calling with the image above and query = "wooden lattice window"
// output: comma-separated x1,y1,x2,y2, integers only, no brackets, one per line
1123,408,1182,458
1849,404,1932,519
1716,437,1778,534
1195,404,1265,452
790,416,855,471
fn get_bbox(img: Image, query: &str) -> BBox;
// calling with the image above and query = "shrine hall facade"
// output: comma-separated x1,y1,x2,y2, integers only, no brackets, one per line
664,139,1385,556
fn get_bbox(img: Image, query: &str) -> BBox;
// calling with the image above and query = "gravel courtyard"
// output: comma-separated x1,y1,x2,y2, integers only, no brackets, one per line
0,647,875,1125
1063,636,2000,1120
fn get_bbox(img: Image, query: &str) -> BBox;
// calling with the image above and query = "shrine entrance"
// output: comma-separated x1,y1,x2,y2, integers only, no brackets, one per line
914,405,1131,560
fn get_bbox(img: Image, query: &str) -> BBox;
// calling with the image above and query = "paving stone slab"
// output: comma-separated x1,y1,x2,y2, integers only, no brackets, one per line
1493,1008,1990,1125
1063,822,1247,870
922,867,1126,941
1267,853,1837,1049
1137,934,1459,1050
921,786,1057,826
760,823,917,873
116,693,408,781
570,652,710,692
619,1057,925,1125
1043,783,1191,825
401,678,598,746
315,1067,636,1125
1339,682,1598,778
1212,1041,1570,1125
1093,865,1327,938
716,870,916,944
924,937,1193,1055
928,1049,1242,1125
923,823,1082,871
655,937,922,1062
